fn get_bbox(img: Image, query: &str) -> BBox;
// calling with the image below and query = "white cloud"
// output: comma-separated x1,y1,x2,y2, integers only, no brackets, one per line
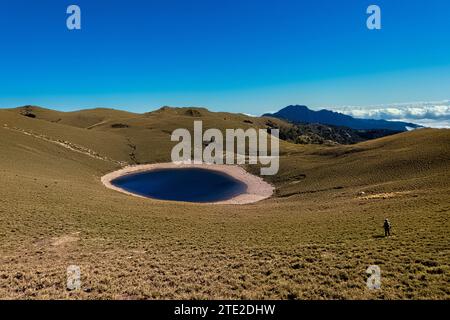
335,100,450,128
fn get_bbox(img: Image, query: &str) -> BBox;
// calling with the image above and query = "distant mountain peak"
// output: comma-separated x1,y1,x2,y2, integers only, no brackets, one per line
285,104,309,110
264,105,421,131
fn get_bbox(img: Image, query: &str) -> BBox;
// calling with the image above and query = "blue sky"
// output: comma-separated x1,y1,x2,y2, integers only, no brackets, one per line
0,0,449,124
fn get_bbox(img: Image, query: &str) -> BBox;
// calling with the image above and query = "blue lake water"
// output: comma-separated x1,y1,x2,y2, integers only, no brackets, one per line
111,168,248,203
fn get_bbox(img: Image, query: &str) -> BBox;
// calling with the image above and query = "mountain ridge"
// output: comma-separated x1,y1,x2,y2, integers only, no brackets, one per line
4,105,411,145
264,105,422,131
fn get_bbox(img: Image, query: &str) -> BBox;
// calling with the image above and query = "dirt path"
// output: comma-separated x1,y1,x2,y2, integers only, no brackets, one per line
2,124,127,166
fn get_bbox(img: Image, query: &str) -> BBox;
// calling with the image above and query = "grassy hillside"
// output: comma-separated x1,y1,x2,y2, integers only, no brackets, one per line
0,107,448,299
12,106,138,129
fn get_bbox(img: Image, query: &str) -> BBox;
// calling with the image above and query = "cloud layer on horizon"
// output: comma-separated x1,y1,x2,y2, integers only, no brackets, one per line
335,101,450,128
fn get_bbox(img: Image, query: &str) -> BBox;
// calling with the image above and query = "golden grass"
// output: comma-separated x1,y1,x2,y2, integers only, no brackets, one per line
0,107,448,299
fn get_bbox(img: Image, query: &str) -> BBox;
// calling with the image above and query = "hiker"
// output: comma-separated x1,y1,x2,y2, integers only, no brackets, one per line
383,219,391,237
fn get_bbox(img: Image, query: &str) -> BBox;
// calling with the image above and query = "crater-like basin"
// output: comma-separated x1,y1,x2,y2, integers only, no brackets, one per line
101,163,274,205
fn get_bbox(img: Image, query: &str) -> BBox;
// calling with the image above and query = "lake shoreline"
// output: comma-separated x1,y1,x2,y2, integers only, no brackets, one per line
101,163,274,205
